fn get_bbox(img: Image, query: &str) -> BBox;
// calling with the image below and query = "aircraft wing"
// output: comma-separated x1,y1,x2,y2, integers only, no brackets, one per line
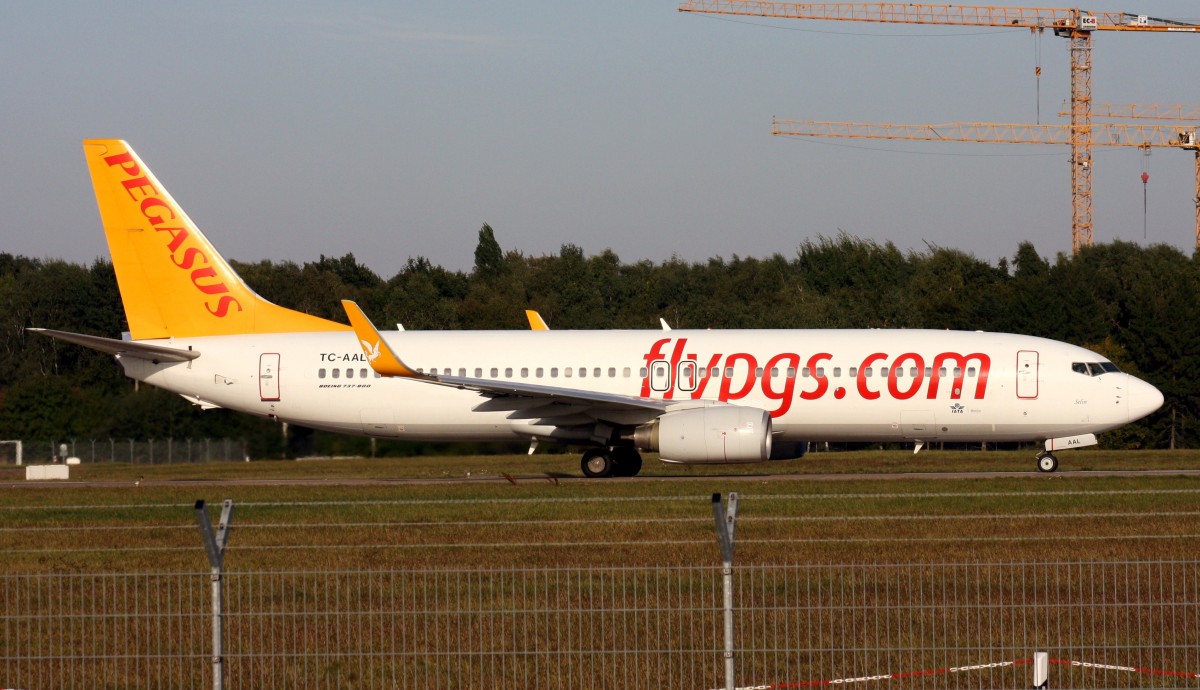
340,301,668,420
27,328,200,363
436,375,667,413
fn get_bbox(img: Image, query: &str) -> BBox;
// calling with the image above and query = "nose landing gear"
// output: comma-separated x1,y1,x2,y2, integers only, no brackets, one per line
1036,451,1059,473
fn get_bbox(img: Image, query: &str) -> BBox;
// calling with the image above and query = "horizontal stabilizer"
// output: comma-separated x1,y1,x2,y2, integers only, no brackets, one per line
27,328,200,363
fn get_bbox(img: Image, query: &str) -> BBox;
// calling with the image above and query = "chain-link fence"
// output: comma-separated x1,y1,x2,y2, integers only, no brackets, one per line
3,560,1198,689
0,438,245,465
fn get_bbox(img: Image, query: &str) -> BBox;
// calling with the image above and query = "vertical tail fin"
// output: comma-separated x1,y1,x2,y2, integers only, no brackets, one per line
83,139,349,339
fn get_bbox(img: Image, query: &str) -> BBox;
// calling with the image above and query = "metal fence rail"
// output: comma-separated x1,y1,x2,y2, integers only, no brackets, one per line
3,560,1197,689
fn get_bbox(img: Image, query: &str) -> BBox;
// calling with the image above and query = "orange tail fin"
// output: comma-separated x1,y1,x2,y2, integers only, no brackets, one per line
83,139,349,339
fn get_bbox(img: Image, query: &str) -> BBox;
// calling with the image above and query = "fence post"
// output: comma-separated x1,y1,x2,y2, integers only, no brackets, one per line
195,499,235,690
1033,651,1049,689
712,492,739,690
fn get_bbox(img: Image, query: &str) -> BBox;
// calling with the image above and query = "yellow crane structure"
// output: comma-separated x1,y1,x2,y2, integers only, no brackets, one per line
678,2,1200,251
771,118,1200,247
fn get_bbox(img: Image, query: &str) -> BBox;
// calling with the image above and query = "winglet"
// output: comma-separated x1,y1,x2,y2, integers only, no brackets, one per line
525,310,550,331
340,300,427,378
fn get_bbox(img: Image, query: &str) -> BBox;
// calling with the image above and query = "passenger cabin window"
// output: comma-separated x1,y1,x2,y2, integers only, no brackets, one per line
332,369,340,379
318,368,326,379
360,368,368,379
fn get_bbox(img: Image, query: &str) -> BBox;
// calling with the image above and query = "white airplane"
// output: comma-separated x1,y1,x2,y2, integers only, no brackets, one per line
31,140,1164,477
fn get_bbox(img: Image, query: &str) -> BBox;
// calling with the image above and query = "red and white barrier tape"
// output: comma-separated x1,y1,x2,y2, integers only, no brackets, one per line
716,656,1199,690
1050,657,1200,679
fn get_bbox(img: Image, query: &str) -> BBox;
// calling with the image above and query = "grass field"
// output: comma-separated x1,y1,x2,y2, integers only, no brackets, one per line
2,449,1198,573
3,450,1198,689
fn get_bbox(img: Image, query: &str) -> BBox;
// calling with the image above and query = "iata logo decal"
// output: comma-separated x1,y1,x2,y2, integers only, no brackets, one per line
360,339,382,364
950,403,965,414
102,149,243,319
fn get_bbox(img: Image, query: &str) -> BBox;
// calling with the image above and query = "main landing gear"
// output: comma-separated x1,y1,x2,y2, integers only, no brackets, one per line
1036,451,1059,473
580,447,644,478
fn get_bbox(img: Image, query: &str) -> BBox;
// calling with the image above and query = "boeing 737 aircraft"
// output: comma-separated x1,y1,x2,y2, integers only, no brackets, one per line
31,140,1164,477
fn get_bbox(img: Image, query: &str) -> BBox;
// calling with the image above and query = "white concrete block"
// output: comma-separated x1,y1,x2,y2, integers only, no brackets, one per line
26,464,70,480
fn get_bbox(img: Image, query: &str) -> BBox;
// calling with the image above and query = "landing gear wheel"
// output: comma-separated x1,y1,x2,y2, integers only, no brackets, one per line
1036,452,1059,473
611,447,644,477
581,448,616,478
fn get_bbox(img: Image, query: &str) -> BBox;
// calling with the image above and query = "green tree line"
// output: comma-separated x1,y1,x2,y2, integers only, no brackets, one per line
2,227,1196,455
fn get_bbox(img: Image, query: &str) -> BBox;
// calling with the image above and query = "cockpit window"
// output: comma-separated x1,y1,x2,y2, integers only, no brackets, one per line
1072,361,1121,376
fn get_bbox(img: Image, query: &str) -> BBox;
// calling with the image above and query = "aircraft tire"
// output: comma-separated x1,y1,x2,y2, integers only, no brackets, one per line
581,448,615,478
1036,452,1059,473
611,447,643,477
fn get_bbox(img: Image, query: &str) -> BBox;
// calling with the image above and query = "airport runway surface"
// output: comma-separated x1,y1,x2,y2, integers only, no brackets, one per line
5,467,1200,489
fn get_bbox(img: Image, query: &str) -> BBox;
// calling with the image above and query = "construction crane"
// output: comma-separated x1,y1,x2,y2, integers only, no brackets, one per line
1069,103,1200,121
678,2,1200,251
771,118,1200,246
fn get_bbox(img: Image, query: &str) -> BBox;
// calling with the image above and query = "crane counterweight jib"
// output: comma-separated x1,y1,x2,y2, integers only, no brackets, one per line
679,2,1199,32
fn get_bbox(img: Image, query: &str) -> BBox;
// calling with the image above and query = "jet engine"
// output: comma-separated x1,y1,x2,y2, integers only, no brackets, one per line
634,406,772,463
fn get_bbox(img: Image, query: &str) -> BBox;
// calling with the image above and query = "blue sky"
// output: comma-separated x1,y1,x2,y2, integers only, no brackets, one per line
3,2,1198,274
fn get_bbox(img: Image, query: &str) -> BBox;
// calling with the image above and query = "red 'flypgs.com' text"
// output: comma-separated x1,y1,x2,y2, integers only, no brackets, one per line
640,338,990,417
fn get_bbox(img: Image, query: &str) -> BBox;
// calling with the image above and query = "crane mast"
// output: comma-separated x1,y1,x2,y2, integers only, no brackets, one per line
679,2,1200,252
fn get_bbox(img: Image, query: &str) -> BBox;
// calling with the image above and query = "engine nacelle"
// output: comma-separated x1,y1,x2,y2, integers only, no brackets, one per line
635,406,772,464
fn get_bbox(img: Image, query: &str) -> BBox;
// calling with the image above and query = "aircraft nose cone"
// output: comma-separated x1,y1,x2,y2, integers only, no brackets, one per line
1127,375,1164,422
